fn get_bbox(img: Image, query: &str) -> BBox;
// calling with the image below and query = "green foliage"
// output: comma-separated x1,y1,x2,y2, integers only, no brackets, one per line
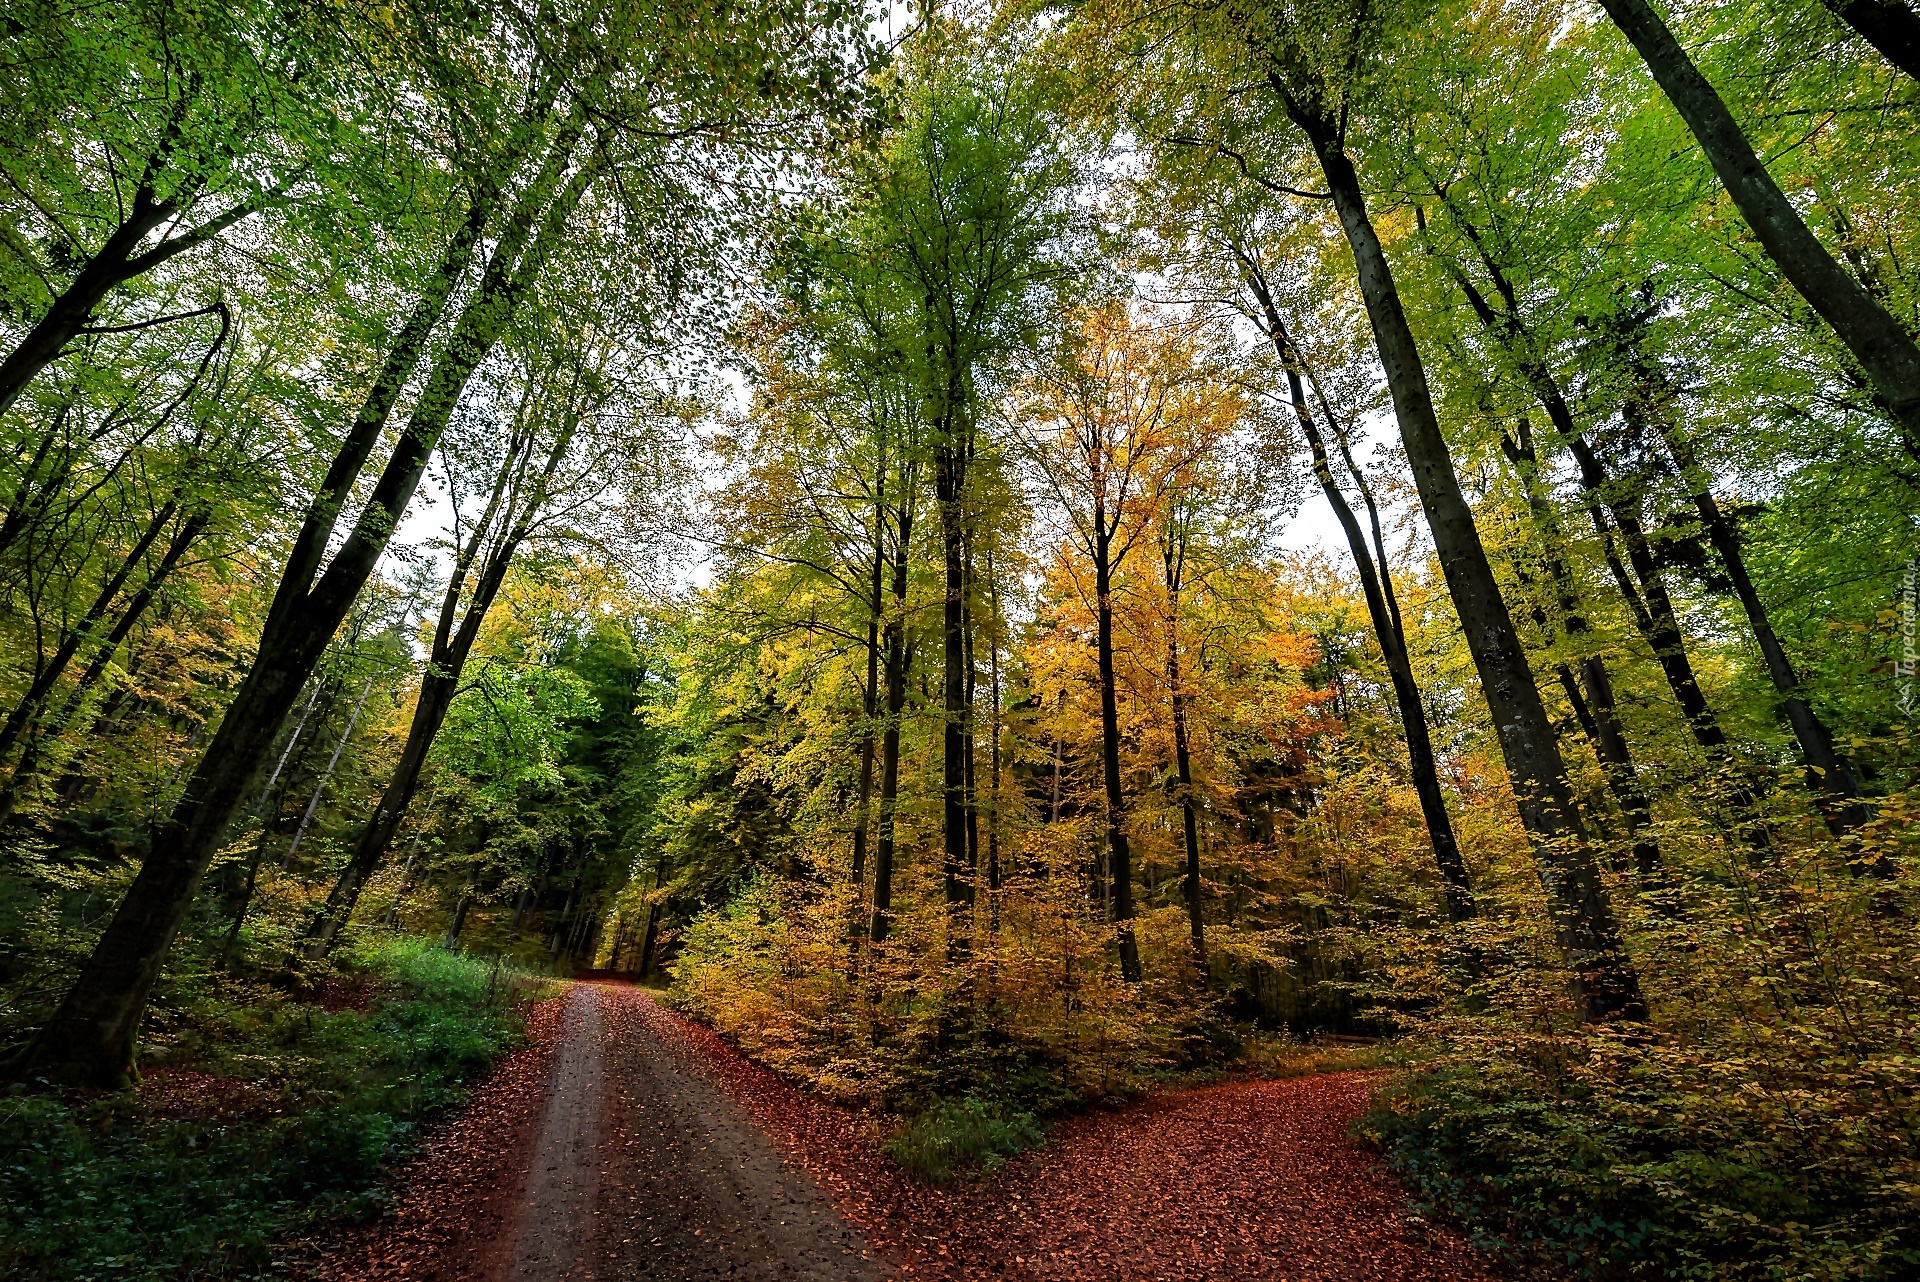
431,658,598,809
0,938,535,1280
1365,1033,1920,1280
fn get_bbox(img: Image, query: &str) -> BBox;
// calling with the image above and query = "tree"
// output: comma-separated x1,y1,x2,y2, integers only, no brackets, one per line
807,26,1080,954
1595,0,1920,435
1021,304,1231,982
1070,0,1646,1019
13,0,874,1085
1237,244,1480,920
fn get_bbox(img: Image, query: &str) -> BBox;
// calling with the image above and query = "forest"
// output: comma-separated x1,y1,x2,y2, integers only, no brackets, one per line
1,0,1916,1278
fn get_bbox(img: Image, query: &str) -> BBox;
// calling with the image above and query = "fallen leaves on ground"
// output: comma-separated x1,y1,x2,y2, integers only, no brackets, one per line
320,987,1504,1281
622,992,1506,1281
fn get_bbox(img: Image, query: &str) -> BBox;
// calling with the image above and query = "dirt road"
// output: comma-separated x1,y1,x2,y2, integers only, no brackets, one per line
323,982,886,1281
327,982,1500,1281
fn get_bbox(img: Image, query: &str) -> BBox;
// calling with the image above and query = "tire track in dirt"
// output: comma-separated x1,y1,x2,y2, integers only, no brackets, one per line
504,983,604,1277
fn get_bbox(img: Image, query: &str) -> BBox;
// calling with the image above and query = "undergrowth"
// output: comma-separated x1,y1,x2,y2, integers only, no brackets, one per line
1360,1030,1920,1281
0,936,546,1280
883,1092,1048,1185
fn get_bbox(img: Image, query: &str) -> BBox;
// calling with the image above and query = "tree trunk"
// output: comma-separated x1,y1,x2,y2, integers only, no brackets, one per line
1273,82,1640,1020
985,550,1004,899
1828,0,1920,82
851,459,887,908
0,500,179,771
638,856,668,978
384,838,423,929
0,509,210,822
1242,260,1478,923
10,120,589,1086
1655,420,1877,841
278,672,376,870
444,889,475,950
304,292,592,959
935,438,972,958
1411,214,1667,878
869,526,911,944
1598,0,1920,433
1166,559,1206,966
51,512,208,731
1094,512,1142,983
1498,422,1666,880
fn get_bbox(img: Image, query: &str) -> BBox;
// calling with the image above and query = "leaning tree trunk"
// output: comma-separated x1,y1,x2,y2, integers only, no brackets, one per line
304,390,584,960
0,500,179,772
1272,78,1643,1020
1654,417,1877,842
11,120,586,1087
1502,430,1665,881
1243,262,1479,925
1598,0,1920,434
280,672,376,870
1824,0,1920,84
1410,222,1664,878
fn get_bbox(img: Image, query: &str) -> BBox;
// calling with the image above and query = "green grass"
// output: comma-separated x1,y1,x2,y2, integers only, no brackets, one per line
883,1092,1048,1186
0,937,543,1281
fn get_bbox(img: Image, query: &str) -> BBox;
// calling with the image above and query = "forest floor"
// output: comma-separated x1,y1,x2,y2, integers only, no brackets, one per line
321,981,1505,1282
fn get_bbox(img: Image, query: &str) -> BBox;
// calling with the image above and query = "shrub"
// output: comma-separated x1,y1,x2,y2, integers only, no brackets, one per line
1362,1031,1920,1281
883,1093,1047,1186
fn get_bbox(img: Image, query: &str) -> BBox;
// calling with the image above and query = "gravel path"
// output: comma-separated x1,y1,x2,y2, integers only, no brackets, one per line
326,982,1502,1282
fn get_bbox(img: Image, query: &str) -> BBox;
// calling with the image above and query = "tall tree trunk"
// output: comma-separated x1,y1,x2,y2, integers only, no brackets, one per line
0,509,209,822
304,394,583,959
1049,710,1064,823
935,437,973,958
0,185,262,419
1653,418,1877,841
384,838,424,929
215,688,324,971
1271,81,1641,1020
0,500,179,770
1597,0,1920,433
1498,423,1665,880
1241,260,1478,923
1165,546,1207,966
1411,211,1667,877
869,520,911,944
444,884,476,950
851,455,888,908
1571,443,1735,751
963,531,981,892
1094,510,1142,984
278,673,376,870
985,549,1004,900
12,120,587,1086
